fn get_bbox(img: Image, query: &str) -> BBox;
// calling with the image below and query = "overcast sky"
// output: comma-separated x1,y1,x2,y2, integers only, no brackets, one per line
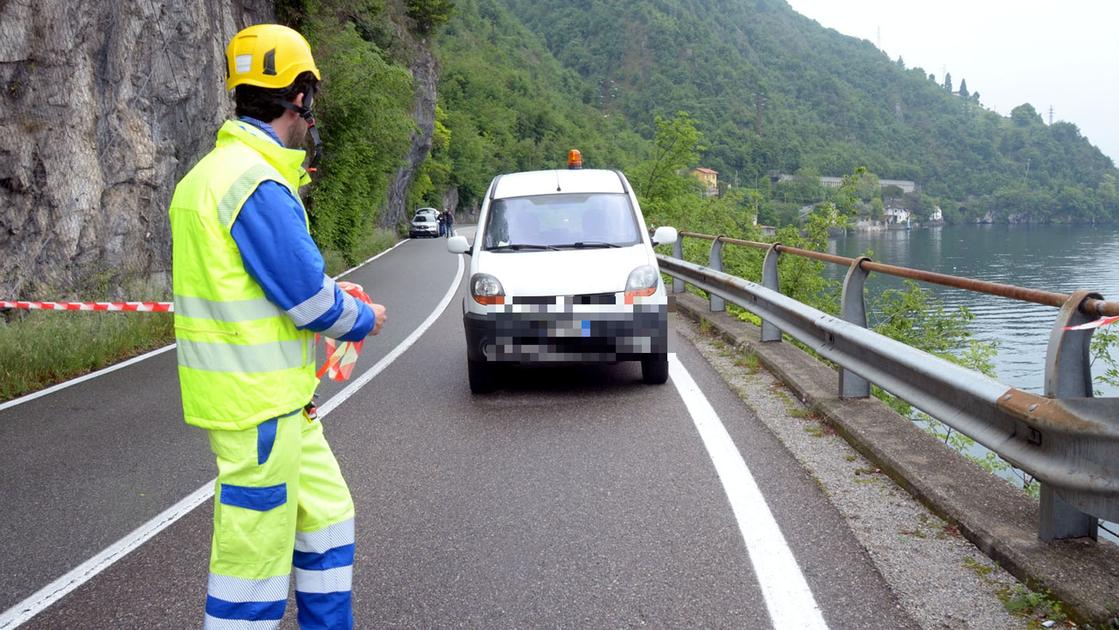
783,0,1119,164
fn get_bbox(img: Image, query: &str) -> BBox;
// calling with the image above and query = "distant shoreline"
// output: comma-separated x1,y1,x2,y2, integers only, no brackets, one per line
846,219,1115,232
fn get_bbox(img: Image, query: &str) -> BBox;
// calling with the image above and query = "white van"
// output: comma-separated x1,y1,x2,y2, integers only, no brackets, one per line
447,166,678,393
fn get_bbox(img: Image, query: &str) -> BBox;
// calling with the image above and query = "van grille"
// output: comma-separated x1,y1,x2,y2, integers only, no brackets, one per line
510,293,618,306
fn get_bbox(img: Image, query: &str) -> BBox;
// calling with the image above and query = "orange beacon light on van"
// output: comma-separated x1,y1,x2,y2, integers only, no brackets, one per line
567,149,583,169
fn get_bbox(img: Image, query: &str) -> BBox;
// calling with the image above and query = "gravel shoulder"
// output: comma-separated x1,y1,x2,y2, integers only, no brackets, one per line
677,317,1041,630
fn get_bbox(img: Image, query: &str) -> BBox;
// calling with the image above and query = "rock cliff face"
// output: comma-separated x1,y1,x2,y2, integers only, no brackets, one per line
384,40,438,229
0,0,273,298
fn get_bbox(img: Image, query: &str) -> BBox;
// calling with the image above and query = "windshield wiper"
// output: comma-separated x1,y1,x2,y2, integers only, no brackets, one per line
487,243,561,251
554,241,623,249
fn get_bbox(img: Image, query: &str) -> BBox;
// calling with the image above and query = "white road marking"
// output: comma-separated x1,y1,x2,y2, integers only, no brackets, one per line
0,249,463,629
334,238,410,280
0,239,410,413
668,355,828,630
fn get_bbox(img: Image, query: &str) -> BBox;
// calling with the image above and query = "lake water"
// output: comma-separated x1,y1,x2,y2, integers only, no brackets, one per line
829,224,1119,540
828,224,1119,396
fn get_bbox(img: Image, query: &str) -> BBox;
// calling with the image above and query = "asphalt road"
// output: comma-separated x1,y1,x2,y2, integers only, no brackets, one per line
3,232,916,628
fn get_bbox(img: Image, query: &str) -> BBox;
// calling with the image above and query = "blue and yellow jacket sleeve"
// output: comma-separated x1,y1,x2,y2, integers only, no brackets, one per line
231,181,374,342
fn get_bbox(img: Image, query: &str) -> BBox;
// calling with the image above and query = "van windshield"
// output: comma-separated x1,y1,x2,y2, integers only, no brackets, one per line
483,193,641,251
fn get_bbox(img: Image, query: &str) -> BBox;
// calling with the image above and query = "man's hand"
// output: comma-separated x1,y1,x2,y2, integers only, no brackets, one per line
369,303,386,336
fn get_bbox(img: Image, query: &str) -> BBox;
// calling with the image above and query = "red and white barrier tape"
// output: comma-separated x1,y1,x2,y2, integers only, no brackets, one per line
0,300,173,312
316,281,374,382
1064,316,1119,331
4,287,373,383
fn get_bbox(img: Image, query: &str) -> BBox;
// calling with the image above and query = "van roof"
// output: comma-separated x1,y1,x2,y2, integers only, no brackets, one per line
492,169,627,199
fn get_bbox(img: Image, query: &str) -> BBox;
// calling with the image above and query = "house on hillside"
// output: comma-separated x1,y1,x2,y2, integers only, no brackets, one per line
885,206,911,225
690,167,719,197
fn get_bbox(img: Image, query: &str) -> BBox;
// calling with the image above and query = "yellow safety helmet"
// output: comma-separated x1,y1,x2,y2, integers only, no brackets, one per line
225,24,320,92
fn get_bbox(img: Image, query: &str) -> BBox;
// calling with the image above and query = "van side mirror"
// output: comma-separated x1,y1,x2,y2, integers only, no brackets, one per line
447,235,471,255
652,226,678,246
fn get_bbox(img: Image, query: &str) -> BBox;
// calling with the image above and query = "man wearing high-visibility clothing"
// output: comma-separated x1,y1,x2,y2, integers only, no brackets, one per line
169,24,385,629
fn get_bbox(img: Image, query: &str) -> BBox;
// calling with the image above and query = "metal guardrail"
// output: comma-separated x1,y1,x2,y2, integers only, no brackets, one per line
661,231,1119,542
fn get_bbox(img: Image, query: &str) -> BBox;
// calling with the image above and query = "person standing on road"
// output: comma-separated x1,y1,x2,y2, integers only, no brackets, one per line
445,208,455,237
168,24,385,630
437,209,447,237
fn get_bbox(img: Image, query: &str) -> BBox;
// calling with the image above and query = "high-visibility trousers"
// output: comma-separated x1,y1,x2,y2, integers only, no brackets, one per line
203,409,355,629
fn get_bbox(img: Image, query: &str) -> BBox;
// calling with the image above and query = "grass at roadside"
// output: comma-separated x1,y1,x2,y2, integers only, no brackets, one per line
0,310,175,403
322,228,399,277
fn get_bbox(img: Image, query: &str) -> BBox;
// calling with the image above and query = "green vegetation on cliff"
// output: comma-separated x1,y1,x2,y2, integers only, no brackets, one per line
278,0,416,268
412,0,649,211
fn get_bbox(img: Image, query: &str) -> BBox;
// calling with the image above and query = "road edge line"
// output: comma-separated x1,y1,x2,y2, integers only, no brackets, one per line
668,355,828,630
0,247,461,629
0,239,410,412
335,238,410,280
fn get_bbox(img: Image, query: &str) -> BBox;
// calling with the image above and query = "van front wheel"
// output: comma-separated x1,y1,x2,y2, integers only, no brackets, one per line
468,358,496,394
641,354,669,385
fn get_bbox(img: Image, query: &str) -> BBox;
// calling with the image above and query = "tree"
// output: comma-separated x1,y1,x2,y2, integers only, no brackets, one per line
406,0,455,34
896,56,905,69
634,111,704,203
834,166,877,216
958,79,969,98
775,168,825,203
1098,173,1118,212
1010,103,1043,127
943,72,953,93
881,184,904,201
871,196,885,220
847,166,880,201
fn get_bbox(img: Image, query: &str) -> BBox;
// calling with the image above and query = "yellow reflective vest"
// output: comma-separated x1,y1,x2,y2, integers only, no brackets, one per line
169,121,317,431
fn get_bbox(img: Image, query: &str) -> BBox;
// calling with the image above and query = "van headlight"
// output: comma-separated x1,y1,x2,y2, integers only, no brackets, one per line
624,265,658,304
470,273,505,305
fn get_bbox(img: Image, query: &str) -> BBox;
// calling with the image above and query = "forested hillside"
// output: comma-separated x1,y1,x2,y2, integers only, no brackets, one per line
473,0,1118,223
410,0,649,211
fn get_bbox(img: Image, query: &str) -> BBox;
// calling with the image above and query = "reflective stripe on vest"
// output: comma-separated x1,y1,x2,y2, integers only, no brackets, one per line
177,337,314,372
174,295,285,323
218,164,284,228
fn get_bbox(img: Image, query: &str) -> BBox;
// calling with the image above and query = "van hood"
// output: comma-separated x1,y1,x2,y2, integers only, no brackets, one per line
475,245,654,296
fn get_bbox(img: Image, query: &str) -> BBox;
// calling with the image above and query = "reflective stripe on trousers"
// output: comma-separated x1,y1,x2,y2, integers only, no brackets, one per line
294,519,355,630
203,520,355,630
204,574,288,629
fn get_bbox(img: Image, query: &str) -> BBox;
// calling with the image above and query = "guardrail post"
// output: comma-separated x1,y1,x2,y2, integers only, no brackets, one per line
708,237,725,312
672,235,685,294
1039,289,1101,541
839,256,872,398
760,244,781,342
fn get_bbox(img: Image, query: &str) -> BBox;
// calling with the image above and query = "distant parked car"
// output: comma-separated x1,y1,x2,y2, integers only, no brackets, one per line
410,208,439,238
